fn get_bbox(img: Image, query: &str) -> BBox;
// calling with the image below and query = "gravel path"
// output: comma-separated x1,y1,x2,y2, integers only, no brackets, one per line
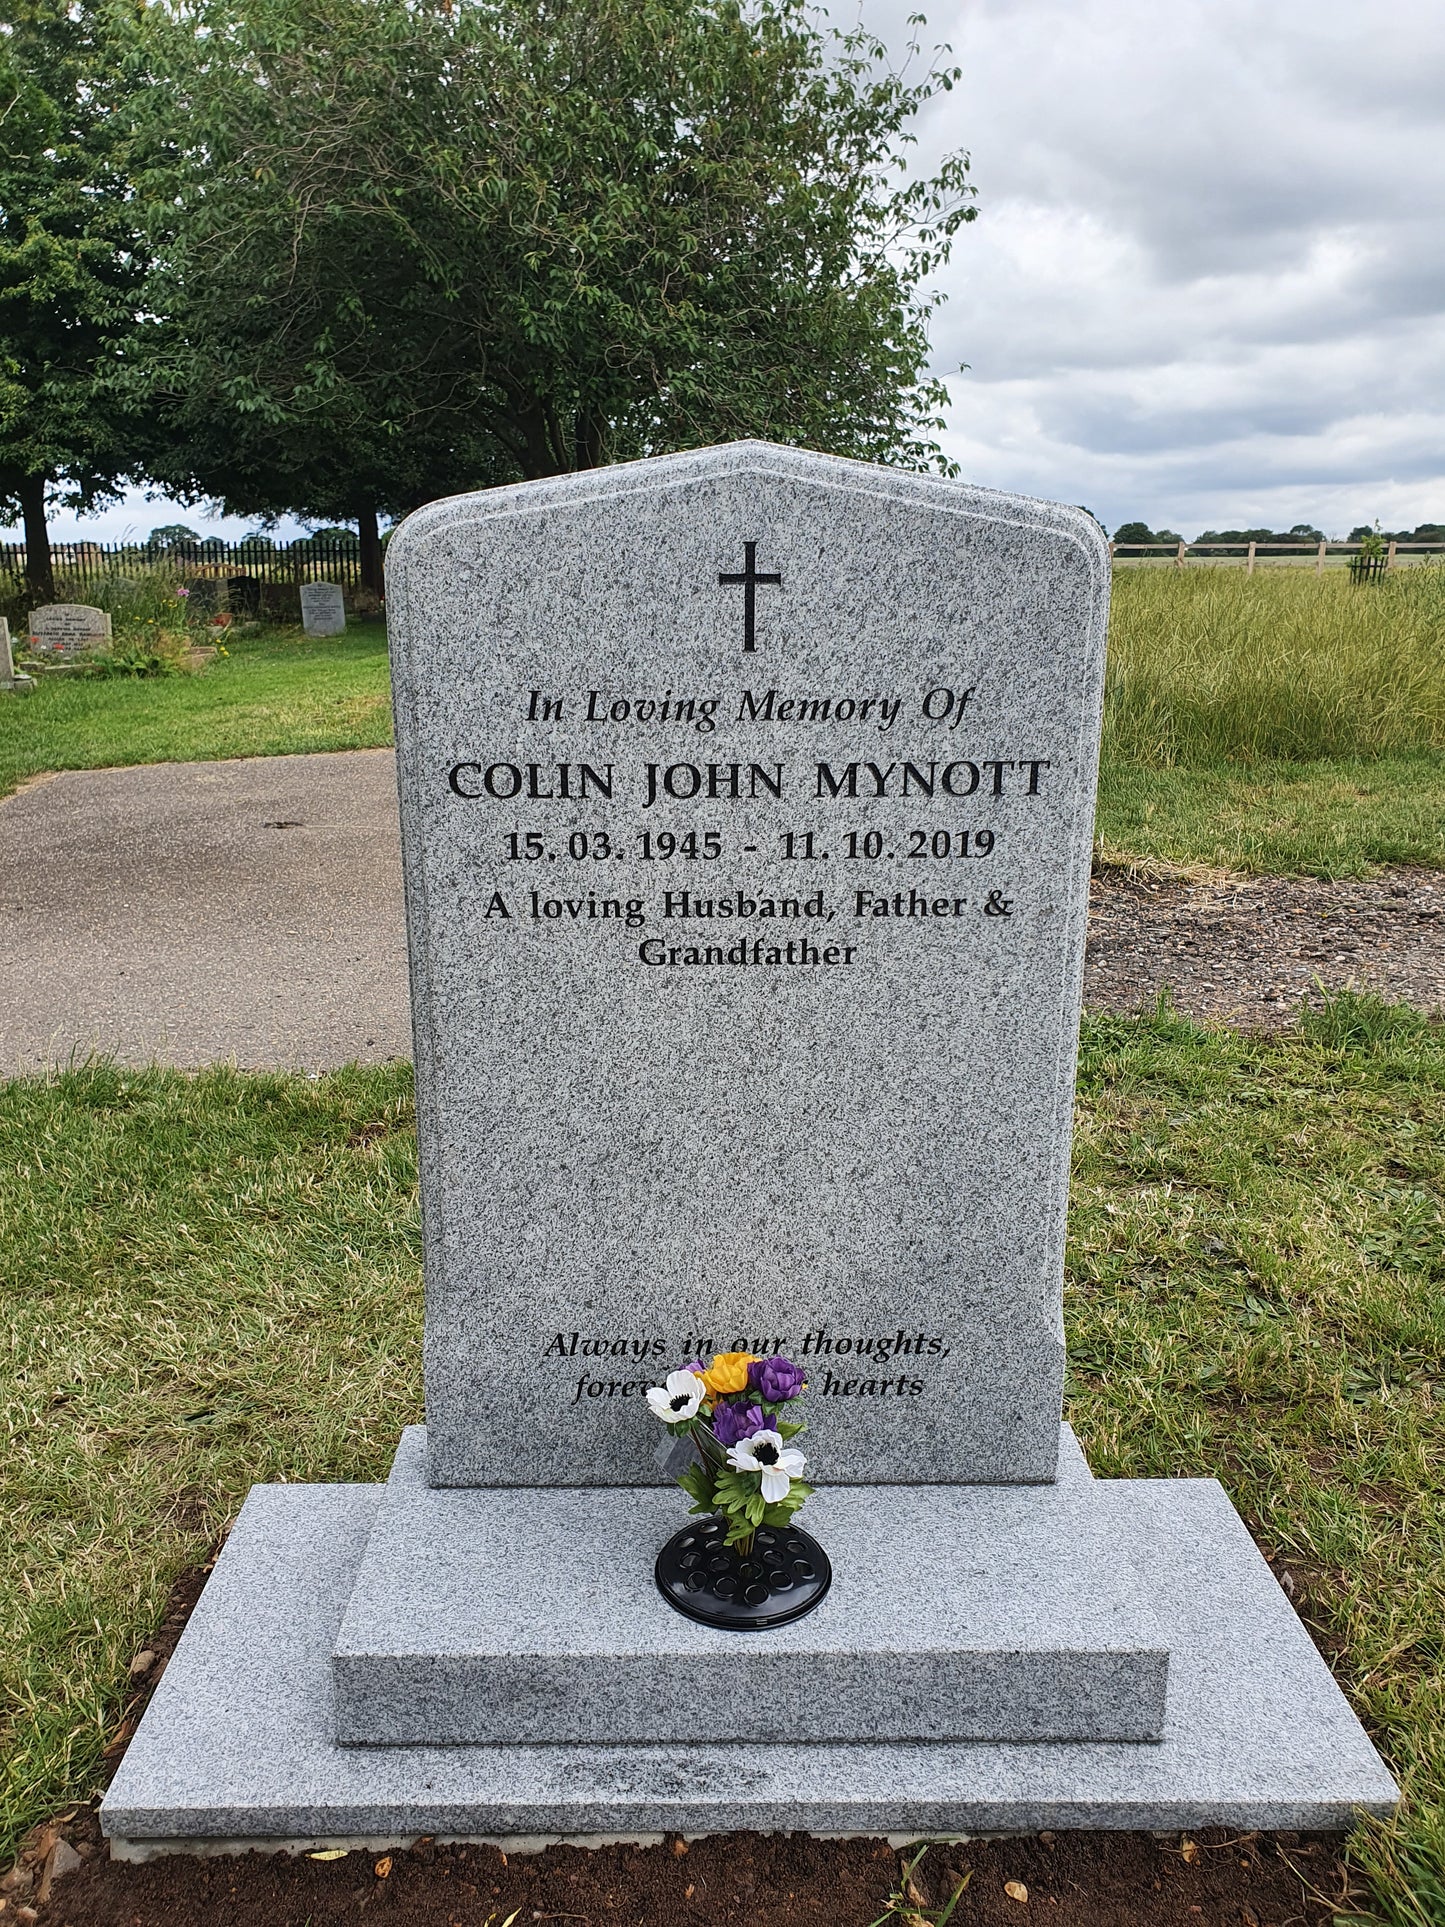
1,751,1440,1073
1087,868,1445,1027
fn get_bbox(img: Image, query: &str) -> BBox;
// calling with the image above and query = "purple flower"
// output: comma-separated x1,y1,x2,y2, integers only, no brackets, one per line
709,1400,767,1448
748,1354,806,1403
678,1359,705,1375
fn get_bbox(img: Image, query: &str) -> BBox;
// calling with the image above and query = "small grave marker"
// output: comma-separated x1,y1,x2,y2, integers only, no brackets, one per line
300,581,346,635
27,603,112,657
0,617,35,693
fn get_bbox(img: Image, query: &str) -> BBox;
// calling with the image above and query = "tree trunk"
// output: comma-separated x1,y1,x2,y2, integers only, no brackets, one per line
574,407,607,471
358,503,383,600
20,474,54,603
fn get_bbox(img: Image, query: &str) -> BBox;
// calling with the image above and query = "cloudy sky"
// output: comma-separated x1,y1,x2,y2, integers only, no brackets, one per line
919,0,1445,535
26,0,1445,544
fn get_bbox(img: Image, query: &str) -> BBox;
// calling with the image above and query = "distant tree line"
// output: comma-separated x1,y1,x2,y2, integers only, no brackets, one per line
1,0,977,601
1113,520,1445,547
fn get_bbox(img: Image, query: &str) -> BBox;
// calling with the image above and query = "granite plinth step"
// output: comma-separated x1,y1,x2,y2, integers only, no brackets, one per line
331,1427,1167,1746
100,1469,1397,1853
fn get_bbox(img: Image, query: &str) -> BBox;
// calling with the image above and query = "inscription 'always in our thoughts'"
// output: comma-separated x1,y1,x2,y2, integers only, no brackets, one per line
550,1325,955,1409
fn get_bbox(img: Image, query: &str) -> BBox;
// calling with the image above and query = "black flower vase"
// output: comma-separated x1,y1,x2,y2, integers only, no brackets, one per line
655,1517,832,1630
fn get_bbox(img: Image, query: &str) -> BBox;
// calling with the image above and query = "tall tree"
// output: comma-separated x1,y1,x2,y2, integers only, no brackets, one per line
134,0,975,591
0,0,147,598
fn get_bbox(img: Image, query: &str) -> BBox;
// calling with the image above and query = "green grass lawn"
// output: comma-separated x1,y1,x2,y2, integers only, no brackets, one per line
1,1004,1441,1919
1096,752,1445,876
0,622,393,800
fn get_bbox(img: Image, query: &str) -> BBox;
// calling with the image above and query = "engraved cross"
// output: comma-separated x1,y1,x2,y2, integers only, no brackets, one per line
718,541,782,652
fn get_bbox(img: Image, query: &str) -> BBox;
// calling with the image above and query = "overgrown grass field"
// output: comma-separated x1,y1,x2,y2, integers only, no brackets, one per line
4,566,1444,872
1,1005,1441,1918
1097,567,1445,875
1105,565,1445,766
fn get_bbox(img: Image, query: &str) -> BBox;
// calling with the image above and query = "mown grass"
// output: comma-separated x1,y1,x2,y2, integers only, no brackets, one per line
1,1005,1442,1918
0,622,393,800
1096,752,1445,877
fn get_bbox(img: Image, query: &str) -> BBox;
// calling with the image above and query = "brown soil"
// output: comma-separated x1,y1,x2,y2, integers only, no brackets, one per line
1085,864,1445,1027
22,1809,1356,1927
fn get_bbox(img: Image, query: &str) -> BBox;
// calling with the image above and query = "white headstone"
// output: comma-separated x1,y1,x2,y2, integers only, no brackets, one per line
300,581,347,635
27,604,112,656
0,617,31,692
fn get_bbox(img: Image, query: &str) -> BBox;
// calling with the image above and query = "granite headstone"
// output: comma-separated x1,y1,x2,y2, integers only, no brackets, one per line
385,442,1109,1488
300,580,346,635
27,603,112,657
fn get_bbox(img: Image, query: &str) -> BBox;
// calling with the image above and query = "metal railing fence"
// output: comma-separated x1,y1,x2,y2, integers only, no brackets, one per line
0,536,366,596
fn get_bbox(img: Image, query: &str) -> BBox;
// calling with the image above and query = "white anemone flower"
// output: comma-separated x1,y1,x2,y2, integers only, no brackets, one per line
646,1370,705,1424
726,1428,805,1503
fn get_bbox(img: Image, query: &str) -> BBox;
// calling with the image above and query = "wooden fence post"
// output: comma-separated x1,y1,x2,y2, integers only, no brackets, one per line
1386,540,1398,571
1246,540,1257,575
1176,540,1187,570
1316,540,1327,573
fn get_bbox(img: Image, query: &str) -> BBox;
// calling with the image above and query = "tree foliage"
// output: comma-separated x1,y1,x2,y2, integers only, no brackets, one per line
132,0,975,555
0,0,148,592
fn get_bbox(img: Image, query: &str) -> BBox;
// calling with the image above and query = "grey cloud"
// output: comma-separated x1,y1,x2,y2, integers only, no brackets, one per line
889,0,1445,531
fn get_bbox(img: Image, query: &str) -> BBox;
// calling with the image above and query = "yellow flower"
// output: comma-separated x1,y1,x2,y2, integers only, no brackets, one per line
701,1351,759,1396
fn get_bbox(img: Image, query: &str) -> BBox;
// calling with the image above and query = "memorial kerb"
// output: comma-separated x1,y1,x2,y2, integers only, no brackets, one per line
1,617,35,693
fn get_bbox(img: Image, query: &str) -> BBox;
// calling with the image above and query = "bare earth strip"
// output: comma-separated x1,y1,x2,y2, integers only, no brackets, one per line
1,750,1441,1074
1088,868,1445,1027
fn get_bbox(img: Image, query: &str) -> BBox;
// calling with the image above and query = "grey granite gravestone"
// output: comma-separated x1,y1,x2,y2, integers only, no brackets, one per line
27,603,112,657
390,443,1106,1489
99,445,1397,1853
300,580,347,635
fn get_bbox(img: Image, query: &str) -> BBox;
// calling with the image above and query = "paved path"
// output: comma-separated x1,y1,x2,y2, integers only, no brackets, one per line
3,750,1442,1075
0,751,410,1073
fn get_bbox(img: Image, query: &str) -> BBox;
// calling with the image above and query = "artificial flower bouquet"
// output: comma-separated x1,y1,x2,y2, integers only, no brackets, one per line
647,1350,814,1553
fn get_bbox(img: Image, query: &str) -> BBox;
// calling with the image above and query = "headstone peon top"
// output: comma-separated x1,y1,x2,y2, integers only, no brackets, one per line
27,603,112,656
385,441,1110,1490
300,580,346,636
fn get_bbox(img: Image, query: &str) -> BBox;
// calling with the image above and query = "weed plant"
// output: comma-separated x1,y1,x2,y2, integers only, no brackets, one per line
1103,566,1445,766
1,1006,1442,1917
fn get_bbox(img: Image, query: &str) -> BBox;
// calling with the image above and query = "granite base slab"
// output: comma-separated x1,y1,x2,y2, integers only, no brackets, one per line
100,1477,1397,1851
332,1428,1167,1746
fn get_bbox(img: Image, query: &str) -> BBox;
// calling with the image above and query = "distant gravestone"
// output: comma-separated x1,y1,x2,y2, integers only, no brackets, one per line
300,581,346,635
227,574,262,618
1,617,35,693
27,603,112,658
